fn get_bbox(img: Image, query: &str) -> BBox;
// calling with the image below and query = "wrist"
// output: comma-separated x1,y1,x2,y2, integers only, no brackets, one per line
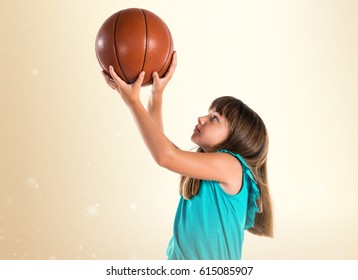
151,89,164,97
149,92,164,105
125,97,142,109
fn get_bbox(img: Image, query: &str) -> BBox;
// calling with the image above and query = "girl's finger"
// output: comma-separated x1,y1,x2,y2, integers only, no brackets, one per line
163,51,177,79
102,71,117,89
107,81,117,89
109,66,126,87
152,71,160,83
133,71,145,88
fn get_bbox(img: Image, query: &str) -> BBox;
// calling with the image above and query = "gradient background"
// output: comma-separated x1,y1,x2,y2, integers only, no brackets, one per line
1,0,357,260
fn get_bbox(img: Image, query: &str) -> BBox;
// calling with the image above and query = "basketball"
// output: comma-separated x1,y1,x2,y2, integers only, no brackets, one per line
95,8,174,86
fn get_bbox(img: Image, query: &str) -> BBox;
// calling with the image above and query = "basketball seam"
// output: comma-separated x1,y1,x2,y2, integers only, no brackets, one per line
141,9,148,76
114,11,129,83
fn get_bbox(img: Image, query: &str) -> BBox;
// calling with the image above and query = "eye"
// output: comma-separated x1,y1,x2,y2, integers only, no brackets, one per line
210,115,218,122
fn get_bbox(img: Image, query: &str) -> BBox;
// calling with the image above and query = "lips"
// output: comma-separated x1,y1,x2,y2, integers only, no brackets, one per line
194,125,200,133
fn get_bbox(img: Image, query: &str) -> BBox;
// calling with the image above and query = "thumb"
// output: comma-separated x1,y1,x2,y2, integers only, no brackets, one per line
134,71,145,87
152,71,159,80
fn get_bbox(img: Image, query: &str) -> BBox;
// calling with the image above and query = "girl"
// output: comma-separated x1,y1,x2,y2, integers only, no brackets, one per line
102,52,273,260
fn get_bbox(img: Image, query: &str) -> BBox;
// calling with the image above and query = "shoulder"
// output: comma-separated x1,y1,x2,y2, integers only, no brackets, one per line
215,150,243,195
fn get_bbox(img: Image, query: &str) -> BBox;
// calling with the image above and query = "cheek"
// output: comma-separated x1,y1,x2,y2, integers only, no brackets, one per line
205,131,226,147
215,132,230,147
218,127,230,141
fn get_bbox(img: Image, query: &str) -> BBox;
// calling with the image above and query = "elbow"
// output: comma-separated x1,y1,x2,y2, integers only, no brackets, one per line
155,149,174,169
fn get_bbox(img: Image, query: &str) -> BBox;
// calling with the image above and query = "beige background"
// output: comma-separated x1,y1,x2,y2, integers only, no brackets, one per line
1,0,358,259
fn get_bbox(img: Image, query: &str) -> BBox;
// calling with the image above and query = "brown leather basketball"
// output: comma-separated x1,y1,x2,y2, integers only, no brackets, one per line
95,8,174,86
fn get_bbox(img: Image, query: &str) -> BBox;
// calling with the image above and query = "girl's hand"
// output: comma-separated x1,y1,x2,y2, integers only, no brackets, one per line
151,51,177,96
102,66,145,107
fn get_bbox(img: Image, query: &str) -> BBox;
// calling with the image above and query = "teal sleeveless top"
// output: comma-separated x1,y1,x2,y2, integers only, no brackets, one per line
166,150,260,260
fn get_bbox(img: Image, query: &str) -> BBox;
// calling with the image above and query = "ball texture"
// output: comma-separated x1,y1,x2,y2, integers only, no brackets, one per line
95,8,174,86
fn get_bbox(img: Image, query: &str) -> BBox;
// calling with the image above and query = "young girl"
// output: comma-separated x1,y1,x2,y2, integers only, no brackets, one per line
102,52,273,260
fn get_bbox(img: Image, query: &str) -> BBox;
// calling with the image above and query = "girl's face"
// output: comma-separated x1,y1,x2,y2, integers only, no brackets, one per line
191,109,231,152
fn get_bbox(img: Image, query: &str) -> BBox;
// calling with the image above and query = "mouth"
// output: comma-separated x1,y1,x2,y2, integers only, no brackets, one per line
194,125,200,133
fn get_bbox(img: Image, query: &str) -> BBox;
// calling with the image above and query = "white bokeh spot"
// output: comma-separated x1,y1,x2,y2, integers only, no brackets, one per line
316,185,325,193
26,176,39,189
85,203,100,216
32,68,39,76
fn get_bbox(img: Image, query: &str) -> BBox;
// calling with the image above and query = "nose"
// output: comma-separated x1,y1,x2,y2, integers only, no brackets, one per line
198,116,206,124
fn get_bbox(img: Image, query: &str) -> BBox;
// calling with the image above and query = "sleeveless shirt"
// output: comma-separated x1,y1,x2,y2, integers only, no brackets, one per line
166,150,260,260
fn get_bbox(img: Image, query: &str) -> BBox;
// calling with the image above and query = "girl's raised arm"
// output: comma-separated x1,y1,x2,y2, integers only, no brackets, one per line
103,57,241,195
147,51,177,132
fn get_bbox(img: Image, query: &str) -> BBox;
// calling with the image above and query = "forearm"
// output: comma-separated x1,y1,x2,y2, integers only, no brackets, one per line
146,51,177,132
129,100,174,165
147,93,164,132
104,53,178,161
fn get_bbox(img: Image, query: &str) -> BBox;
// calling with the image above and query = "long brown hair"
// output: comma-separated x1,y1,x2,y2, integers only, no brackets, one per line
180,96,274,237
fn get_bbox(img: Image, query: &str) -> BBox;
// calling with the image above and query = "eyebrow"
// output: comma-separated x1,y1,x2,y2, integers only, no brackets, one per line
210,112,224,120
208,109,221,115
